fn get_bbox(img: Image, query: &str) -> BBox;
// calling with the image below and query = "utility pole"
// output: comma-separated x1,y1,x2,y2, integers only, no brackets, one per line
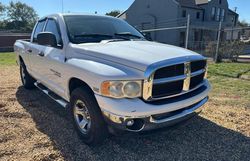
231,7,237,41
185,14,190,49
215,21,222,63
61,0,64,13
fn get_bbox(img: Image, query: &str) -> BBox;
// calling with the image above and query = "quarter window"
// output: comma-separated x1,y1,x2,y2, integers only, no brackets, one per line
33,20,46,42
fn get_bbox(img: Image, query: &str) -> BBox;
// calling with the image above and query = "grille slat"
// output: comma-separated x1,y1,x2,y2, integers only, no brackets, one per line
190,72,205,89
152,80,184,98
191,60,207,72
150,60,206,100
154,64,184,79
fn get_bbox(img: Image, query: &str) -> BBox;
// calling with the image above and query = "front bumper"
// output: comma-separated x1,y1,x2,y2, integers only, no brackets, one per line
95,80,211,132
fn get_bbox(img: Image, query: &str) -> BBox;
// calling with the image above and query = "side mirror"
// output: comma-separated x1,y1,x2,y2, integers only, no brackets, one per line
143,33,152,41
37,32,57,47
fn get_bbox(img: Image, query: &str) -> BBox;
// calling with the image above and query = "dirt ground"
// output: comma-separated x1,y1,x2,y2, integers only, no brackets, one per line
0,66,249,161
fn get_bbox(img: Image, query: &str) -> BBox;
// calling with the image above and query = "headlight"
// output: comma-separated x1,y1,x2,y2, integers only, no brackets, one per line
101,80,142,98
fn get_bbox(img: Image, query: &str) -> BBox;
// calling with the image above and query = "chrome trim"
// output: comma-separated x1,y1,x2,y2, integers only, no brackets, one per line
144,55,206,78
149,97,208,124
191,69,206,77
143,55,207,101
183,62,191,91
153,69,205,85
153,75,186,85
142,73,154,100
204,63,208,79
150,80,208,100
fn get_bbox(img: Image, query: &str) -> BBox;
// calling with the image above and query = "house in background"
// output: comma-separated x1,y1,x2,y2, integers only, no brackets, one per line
118,0,239,48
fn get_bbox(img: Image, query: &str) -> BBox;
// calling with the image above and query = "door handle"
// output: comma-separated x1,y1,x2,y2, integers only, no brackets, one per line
38,51,45,57
27,49,32,53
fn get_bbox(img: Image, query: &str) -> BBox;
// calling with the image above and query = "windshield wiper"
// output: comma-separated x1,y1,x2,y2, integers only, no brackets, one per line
73,33,130,41
74,33,114,38
73,33,142,42
114,32,143,39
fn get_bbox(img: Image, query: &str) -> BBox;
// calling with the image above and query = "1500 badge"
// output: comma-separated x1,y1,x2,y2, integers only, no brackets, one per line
50,69,61,77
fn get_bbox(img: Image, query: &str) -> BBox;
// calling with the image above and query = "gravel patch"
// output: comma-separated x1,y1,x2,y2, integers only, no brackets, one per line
0,66,249,161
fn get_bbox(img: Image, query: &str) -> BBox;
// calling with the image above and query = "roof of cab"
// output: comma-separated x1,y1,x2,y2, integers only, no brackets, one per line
38,13,116,21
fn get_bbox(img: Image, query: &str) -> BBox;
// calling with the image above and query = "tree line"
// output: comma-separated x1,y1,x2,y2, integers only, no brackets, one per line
0,1,38,32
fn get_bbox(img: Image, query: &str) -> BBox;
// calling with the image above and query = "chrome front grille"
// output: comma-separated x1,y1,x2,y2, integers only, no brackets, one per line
143,58,207,101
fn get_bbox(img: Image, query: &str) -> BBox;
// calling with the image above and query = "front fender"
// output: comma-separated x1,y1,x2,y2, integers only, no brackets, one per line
64,58,144,100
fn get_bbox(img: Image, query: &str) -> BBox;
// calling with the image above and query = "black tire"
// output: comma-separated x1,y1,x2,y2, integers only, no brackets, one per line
70,87,109,145
20,61,36,89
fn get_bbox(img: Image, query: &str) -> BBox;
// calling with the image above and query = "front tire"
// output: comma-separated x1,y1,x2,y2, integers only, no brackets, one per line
20,62,36,89
70,87,108,145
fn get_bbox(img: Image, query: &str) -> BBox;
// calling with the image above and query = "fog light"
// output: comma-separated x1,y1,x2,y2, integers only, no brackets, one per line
126,120,134,126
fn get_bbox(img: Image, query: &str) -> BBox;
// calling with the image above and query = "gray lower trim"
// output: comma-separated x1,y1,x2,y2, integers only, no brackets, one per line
149,97,208,124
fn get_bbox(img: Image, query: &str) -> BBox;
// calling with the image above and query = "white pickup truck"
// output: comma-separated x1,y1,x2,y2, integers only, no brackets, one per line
14,13,211,145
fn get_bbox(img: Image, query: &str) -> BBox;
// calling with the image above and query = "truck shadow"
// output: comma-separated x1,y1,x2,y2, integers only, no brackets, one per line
16,87,250,161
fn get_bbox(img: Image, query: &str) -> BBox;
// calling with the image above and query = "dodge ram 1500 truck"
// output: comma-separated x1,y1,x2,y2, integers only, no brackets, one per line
14,13,211,145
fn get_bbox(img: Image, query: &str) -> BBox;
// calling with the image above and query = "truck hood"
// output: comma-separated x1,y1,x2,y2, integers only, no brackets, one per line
72,41,204,71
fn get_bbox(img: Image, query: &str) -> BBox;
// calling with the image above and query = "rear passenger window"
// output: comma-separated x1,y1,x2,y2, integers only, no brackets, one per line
44,19,61,44
33,20,46,42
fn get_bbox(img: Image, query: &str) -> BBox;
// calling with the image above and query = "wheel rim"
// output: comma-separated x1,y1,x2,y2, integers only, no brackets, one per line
21,66,26,84
73,100,91,134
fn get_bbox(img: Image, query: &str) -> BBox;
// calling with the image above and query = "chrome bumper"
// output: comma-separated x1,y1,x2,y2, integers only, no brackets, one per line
102,97,208,132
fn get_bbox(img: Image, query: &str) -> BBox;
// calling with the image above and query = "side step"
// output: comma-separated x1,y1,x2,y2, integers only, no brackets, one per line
34,82,68,108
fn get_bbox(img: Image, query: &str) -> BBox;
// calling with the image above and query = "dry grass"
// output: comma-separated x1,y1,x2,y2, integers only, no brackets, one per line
0,65,249,161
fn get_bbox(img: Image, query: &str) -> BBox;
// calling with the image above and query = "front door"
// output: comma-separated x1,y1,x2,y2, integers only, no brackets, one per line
36,18,66,97
28,18,47,81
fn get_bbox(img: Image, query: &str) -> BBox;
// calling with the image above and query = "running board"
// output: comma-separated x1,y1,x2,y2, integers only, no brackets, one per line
34,82,68,108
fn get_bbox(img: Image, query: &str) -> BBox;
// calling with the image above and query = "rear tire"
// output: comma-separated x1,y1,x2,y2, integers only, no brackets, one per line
70,87,109,145
20,61,36,89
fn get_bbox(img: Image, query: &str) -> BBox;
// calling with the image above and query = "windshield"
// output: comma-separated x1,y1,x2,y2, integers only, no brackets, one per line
63,15,144,44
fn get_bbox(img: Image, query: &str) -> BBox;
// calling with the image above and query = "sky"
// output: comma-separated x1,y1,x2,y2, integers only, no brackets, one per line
1,0,250,22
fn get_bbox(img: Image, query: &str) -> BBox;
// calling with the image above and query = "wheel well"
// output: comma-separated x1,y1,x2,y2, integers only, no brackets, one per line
69,78,93,96
19,56,24,65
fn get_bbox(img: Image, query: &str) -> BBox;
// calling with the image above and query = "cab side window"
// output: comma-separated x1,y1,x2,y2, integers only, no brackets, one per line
44,19,62,45
33,20,46,42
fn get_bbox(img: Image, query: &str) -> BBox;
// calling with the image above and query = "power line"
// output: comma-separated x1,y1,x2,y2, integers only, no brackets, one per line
141,26,187,33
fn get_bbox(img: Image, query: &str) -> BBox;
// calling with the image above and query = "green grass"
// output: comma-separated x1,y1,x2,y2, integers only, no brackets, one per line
0,52,16,66
243,71,250,77
208,62,250,78
208,75,250,108
207,63,250,107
